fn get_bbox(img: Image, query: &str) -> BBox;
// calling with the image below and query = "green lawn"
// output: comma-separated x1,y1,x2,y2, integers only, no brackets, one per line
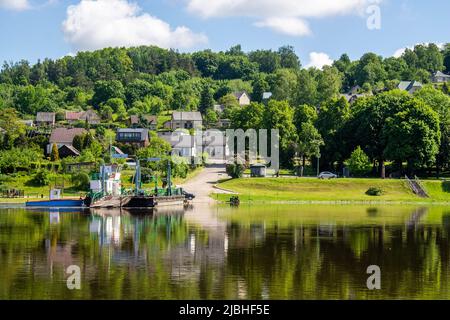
215,177,450,203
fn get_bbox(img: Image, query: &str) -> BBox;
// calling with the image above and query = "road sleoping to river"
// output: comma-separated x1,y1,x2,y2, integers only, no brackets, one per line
1,204,450,299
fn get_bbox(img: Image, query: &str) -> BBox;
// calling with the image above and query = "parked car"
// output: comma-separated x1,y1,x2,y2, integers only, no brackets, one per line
318,171,338,179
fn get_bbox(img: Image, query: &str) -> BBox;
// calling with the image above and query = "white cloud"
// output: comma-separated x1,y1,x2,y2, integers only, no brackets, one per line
187,0,375,36
305,52,333,69
393,42,444,58
254,17,311,37
62,0,207,52
0,0,30,10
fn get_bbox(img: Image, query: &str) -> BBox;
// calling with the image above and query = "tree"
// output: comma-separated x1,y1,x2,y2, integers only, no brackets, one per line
50,143,59,161
263,100,297,153
199,84,214,114
295,69,317,106
32,170,50,186
296,122,324,176
316,66,342,103
230,102,264,131
278,45,301,69
345,146,371,176
248,49,281,73
204,108,218,126
91,80,125,107
226,163,245,179
251,75,269,103
268,68,298,103
294,104,317,131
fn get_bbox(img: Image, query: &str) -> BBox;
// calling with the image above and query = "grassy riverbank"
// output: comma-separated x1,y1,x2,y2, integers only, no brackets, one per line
214,178,450,203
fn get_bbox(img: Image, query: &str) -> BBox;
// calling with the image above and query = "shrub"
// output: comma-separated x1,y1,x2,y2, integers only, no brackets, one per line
72,172,90,191
366,187,384,196
442,181,450,193
345,146,371,176
31,170,50,186
226,163,245,179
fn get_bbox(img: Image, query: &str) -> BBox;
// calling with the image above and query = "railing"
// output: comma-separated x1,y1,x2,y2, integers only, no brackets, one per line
405,175,429,198
414,175,430,198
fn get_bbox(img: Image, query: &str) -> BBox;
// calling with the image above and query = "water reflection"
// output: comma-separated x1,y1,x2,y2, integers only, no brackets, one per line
0,204,450,299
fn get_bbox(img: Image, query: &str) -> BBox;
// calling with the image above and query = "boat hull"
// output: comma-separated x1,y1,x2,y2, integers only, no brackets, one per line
25,199,85,207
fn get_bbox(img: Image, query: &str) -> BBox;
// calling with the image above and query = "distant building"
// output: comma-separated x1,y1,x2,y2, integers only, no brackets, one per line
262,92,272,101
20,120,35,127
340,93,371,104
213,104,226,113
432,71,450,83
57,144,81,158
165,111,203,130
36,112,55,126
65,109,101,124
158,131,197,160
47,127,86,155
128,115,157,130
203,130,229,162
116,128,149,148
217,118,231,128
398,81,423,94
233,91,251,106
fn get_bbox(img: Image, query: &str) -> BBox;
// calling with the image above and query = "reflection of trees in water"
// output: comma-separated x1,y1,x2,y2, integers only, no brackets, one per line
2,207,450,299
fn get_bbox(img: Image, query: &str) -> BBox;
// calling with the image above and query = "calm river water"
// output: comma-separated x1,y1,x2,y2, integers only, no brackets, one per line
1,204,450,299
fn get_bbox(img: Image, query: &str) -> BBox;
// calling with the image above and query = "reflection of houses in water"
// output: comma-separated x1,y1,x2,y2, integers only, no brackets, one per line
89,213,122,246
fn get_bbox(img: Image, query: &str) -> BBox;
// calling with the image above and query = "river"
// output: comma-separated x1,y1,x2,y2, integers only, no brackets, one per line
1,204,450,299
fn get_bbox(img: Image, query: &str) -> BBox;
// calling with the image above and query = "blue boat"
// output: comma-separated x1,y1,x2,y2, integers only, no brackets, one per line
25,199,85,208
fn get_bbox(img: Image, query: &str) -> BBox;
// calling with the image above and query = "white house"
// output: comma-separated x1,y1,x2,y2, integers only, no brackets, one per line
432,71,450,83
233,91,251,106
398,81,423,94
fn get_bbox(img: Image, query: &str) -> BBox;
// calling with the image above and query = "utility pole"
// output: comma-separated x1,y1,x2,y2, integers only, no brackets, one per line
317,155,320,177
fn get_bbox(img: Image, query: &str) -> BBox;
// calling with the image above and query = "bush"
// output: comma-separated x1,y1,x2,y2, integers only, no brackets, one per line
345,146,371,176
72,172,90,191
31,170,50,186
365,187,384,196
226,163,245,179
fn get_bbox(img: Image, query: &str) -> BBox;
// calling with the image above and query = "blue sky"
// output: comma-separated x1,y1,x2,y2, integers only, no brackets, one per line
0,0,449,67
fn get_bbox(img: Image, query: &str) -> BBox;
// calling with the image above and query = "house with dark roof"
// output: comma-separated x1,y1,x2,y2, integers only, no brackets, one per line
36,112,55,126
233,91,251,106
398,81,423,94
116,128,149,148
65,109,100,124
46,127,87,155
164,111,203,130
432,71,450,83
128,115,157,130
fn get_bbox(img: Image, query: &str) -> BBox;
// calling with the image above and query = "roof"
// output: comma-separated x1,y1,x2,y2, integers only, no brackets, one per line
36,112,55,122
65,110,100,121
262,92,272,100
233,91,248,99
398,81,423,91
434,71,450,78
59,144,80,156
159,132,195,148
49,128,87,144
172,111,202,121
116,128,149,141
203,131,226,147
129,115,157,125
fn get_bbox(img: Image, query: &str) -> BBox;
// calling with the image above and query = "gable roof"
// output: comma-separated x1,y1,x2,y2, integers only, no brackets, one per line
49,128,87,144
398,81,423,91
65,110,100,121
172,111,202,121
59,144,80,156
233,91,248,99
36,112,55,122
129,115,158,125
434,71,450,78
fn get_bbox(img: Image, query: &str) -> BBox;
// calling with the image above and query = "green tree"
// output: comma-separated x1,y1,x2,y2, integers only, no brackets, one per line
91,80,125,108
345,146,371,176
50,143,59,161
199,84,214,114
296,122,324,176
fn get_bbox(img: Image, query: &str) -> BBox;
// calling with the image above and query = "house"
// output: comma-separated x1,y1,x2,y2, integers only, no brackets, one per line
233,91,251,106
128,115,157,130
398,81,423,94
20,120,35,127
57,144,81,158
36,112,55,126
116,128,149,148
47,127,86,155
432,71,450,83
213,104,226,113
218,118,231,128
65,109,101,124
203,130,229,162
158,131,197,160
340,93,370,104
165,111,203,130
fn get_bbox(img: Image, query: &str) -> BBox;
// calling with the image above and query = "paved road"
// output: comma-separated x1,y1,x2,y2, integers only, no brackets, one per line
181,164,233,203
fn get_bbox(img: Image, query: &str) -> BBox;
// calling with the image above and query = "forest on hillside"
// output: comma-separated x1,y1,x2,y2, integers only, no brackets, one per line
0,43,450,178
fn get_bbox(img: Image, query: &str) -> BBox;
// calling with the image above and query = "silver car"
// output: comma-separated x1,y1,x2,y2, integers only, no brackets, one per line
318,171,338,179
